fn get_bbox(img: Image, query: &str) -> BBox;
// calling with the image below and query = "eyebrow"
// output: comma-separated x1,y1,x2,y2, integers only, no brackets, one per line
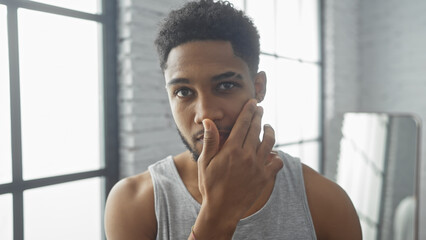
166,71,243,87
166,78,189,87
212,71,243,81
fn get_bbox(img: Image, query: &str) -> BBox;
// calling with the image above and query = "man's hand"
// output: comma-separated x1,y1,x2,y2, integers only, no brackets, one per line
192,99,283,239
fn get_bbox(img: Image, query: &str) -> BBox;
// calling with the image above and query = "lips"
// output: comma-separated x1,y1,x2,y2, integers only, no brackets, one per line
196,131,230,144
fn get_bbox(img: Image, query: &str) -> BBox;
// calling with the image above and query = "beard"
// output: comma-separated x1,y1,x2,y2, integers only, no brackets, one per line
177,127,201,162
175,124,232,162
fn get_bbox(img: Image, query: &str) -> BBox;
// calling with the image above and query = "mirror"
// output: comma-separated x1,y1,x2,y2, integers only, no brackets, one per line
335,113,421,240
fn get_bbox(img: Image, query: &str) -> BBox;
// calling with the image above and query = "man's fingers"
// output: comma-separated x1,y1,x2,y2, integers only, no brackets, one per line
257,124,276,159
227,99,257,147
243,106,263,149
198,119,220,170
265,153,284,176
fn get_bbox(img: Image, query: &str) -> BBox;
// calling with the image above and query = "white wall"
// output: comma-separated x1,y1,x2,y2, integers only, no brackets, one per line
324,0,426,238
359,1,426,238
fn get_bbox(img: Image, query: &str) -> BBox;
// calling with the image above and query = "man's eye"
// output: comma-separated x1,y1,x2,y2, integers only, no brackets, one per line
218,82,237,90
175,88,193,98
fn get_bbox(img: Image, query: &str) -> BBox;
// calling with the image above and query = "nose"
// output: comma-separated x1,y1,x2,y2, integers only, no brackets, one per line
193,94,224,124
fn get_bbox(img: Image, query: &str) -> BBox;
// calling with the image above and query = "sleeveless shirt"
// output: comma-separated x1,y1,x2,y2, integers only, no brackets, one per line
148,151,317,240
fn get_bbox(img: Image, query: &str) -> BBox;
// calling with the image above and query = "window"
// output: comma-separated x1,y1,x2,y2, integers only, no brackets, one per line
228,0,322,171
0,1,118,239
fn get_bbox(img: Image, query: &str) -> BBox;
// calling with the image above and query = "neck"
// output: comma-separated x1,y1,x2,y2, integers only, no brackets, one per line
173,151,202,202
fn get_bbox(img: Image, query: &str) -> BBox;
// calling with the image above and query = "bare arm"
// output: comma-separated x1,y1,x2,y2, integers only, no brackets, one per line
303,165,362,240
104,172,157,240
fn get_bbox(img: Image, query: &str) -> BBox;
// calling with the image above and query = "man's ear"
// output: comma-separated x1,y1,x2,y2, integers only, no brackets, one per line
254,71,267,103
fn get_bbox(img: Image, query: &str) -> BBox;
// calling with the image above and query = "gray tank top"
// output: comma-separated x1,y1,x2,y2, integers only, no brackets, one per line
148,151,317,240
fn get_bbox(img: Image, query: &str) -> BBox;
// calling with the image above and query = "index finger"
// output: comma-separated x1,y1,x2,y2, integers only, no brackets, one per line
226,99,258,147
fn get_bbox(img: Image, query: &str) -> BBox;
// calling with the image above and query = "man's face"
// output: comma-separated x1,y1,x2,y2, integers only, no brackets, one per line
164,40,265,161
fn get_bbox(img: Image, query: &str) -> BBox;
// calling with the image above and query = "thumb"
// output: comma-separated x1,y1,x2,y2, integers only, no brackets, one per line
199,119,220,169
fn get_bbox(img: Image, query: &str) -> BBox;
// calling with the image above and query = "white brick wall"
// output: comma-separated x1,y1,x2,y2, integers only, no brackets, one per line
117,0,187,177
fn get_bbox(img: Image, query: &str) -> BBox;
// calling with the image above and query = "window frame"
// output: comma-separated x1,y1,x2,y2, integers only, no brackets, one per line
0,0,119,239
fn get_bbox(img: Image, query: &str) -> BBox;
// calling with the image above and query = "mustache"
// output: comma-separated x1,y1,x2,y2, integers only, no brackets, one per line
192,125,233,141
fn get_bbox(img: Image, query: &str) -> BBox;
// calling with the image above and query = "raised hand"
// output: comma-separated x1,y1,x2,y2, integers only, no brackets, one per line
192,99,283,239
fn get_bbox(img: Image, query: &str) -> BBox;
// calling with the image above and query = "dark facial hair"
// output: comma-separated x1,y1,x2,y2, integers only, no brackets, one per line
177,127,200,162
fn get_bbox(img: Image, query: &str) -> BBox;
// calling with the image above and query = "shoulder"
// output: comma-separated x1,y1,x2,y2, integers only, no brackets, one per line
104,171,157,240
302,164,362,240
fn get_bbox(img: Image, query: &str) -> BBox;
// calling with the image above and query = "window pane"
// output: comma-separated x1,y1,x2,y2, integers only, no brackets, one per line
0,6,12,184
277,141,319,171
276,0,300,58
246,0,275,54
24,178,102,240
276,0,319,61
0,194,13,240
18,9,102,180
259,54,278,129
298,62,320,140
277,144,300,160
275,59,302,143
28,0,100,14
300,0,319,61
300,141,319,171
274,59,319,143
259,57,320,144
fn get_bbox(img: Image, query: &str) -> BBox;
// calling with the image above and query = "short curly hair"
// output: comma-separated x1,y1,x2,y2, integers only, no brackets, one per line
154,0,260,76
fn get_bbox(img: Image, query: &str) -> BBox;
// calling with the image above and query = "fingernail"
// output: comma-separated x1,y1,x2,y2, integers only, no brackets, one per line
202,119,210,131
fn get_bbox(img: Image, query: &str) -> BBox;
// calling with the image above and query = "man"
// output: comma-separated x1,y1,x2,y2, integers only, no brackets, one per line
105,1,362,239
